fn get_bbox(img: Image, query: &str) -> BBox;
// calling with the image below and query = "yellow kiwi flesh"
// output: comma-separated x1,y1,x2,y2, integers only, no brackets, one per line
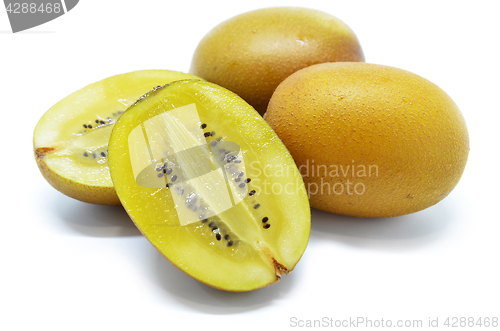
190,7,364,115
108,80,310,291
265,62,469,217
33,70,201,205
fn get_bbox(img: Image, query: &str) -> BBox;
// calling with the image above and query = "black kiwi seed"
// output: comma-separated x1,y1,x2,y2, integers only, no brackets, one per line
238,172,244,177
239,183,246,188
245,178,251,183
234,160,241,163
166,168,173,175
227,241,234,247
83,124,87,128
204,132,211,137
210,141,217,147
157,172,164,178
156,166,163,171
263,224,271,229
178,189,184,195
211,131,215,136
202,218,208,223
95,120,99,123
162,168,166,173
171,175,178,182
224,234,230,240
216,233,221,241
262,217,269,223
164,162,168,168
253,203,260,209
235,177,241,182
166,183,170,188
249,190,256,196
88,124,92,129
212,226,219,232
101,152,106,157
83,152,88,157
100,120,105,125
208,221,216,228
200,123,207,129
92,153,96,158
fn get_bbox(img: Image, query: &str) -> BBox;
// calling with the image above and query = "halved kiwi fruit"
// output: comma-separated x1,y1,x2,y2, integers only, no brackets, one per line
33,70,200,205
108,80,310,291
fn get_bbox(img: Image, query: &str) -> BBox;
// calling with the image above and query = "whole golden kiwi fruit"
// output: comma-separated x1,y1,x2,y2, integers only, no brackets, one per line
265,62,469,217
190,7,364,115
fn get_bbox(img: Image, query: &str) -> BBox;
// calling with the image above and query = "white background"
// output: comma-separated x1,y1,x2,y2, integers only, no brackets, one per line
1,1,499,330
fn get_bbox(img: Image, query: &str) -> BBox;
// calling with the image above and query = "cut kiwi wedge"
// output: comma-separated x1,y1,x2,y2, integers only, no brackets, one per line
33,70,201,205
108,80,310,291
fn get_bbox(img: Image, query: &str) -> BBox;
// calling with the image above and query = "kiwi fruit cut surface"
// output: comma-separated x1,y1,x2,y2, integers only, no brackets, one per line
190,7,364,114
108,80,310,291
33,70,200,205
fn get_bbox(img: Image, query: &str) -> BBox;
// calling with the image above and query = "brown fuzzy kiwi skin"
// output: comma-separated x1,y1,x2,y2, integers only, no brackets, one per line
265,62,469,218
34,147,120,205
190,7,364,115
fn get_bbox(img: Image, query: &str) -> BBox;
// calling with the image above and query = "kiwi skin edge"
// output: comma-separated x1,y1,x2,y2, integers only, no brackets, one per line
34,146,120,205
